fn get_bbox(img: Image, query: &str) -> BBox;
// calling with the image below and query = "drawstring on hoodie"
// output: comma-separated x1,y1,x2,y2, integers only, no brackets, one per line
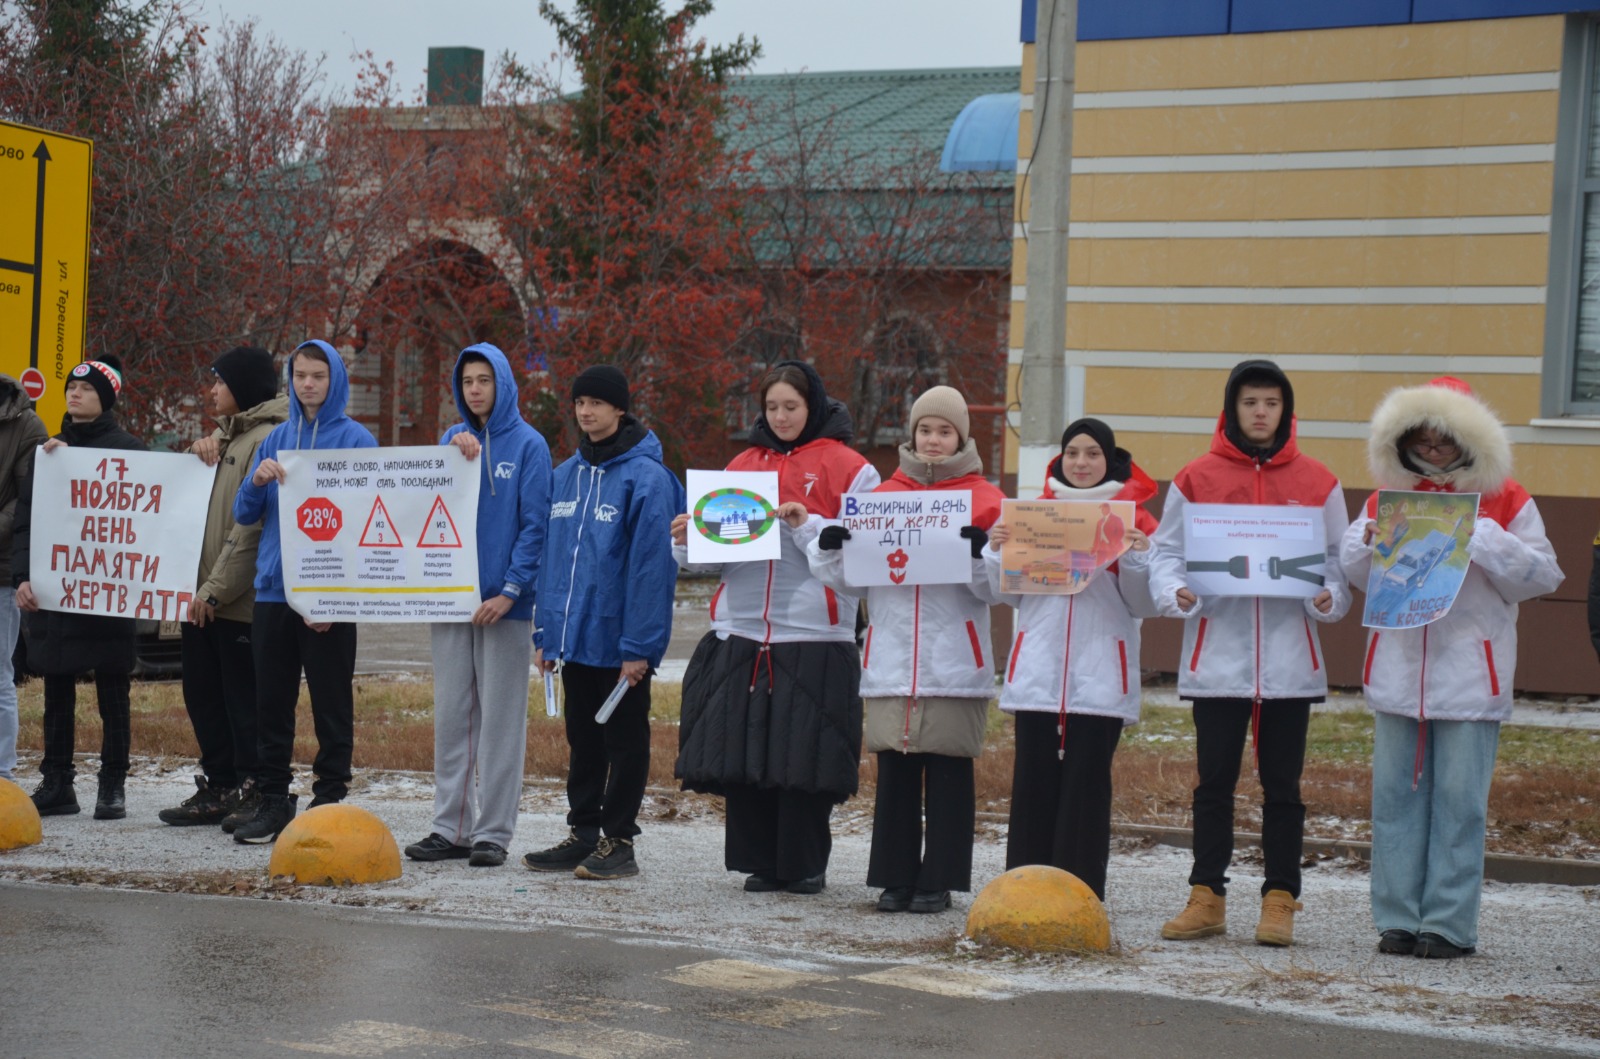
748,643,773,694
484,428,495,497
555,464,599,667
1057,709,1067,762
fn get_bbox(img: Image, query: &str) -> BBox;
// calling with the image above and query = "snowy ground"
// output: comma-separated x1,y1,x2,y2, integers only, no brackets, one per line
2,765,1597,1055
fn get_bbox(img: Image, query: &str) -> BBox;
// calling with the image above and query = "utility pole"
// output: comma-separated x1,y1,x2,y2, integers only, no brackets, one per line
1017,0,1077,493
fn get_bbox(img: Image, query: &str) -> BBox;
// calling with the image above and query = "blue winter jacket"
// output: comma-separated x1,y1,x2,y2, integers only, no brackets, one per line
534,420,684,668
234,340,378,603
439,343,551,622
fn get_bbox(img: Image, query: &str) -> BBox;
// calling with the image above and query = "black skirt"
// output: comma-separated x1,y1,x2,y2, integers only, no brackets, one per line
674,632,863,803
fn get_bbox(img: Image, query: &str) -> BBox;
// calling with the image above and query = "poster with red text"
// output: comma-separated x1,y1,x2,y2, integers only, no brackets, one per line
28,446,215,621
277,446,480,622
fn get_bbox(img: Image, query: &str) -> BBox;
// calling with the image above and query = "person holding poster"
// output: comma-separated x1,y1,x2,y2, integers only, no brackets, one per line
985,418,1158,902
1340,378,1561,959
157,346,287,829
805,386,1002,914
673,361,879,896
0,374,47,783
1148,360,1350,947
230,341,377,844
405,344,550,869
14,357,144,820
524,366,682,881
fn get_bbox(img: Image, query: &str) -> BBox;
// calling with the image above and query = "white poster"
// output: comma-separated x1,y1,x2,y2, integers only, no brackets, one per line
29,446,215,620
278,446,481,622
686,469,782,564
839,490,973,588
1182,503,1327,600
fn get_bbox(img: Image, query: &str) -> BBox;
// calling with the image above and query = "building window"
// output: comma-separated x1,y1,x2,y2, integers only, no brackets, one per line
1546,17,1600,415
861,315,942,445
728,318,803,434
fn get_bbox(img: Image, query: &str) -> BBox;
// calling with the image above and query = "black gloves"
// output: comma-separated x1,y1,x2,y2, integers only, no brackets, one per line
960,525,988,559
818,525,852,551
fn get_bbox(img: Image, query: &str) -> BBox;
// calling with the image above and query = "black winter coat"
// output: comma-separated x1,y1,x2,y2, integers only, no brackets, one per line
14,413,146,675
675,632,864,802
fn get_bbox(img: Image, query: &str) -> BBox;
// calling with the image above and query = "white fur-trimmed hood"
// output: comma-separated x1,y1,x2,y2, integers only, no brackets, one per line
1367,379,1512,493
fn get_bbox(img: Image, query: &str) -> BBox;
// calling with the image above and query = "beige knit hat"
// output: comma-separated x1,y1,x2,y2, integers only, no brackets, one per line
908,385,970,444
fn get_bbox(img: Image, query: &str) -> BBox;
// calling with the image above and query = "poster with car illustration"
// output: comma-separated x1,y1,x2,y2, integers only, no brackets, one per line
838,489,973,587
998,499,1136,595
1182,504,1327,599
1362,489,1478,629
685,470,782,563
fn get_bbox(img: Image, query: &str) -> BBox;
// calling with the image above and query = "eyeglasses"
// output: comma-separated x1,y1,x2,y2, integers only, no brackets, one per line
1408,438,1459,456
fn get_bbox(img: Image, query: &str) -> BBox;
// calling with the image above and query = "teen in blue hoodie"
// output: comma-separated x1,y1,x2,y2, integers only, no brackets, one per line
230,340,377,843
405,344,551,868
523,365,683,881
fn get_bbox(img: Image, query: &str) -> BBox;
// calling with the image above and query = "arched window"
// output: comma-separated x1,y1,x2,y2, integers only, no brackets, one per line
728,318,804,434
861,315,942,445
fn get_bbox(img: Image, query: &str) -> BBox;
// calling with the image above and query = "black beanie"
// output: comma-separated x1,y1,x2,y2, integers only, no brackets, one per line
211,346,278,412
67,354,123,412
571,364,630,412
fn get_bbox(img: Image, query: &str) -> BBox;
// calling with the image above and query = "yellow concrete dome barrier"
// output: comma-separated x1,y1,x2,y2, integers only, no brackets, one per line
964,865,1111,954
0,777,43,850
267,804,401,886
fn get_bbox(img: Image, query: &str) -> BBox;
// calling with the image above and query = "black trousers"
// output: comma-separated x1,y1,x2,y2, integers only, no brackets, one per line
723,783,835,882
180,618,258,789
563,662,652,840
1006,711,1123,900
1189,697,1310,899
41,671,131,777
867,750,975,892
252,602,356,801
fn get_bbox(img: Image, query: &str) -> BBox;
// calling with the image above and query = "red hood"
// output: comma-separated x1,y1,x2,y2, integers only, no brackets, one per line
1210,411,1303,467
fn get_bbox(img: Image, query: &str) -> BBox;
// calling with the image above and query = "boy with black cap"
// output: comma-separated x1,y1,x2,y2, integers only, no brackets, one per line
158,347,289,827
524,364,682,880
15,357,144,819
1148,359,1350,947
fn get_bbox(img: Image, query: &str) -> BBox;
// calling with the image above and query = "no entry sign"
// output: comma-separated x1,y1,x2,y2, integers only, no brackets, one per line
19,367,45,401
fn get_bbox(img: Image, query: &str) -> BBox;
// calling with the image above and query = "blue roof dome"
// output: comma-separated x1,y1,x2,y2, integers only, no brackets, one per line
940,92,1020,173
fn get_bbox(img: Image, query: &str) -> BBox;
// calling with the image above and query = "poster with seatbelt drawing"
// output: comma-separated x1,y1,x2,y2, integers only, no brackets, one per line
277,446,480,622
1362,489,1478,629
1182,504,1326,599
999,499,1136,595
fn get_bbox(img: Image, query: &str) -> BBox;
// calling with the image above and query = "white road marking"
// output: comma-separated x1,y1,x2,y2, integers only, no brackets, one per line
661,958,836,993
854,965,1014,999
507,1027,686,1058
274,1020,481,1055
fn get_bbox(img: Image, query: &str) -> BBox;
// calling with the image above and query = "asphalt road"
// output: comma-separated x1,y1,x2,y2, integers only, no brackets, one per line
0,883,1564,1059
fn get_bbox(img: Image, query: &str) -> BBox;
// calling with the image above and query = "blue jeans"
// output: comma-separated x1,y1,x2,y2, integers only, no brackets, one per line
1370,711,1499,950
0,587,19,780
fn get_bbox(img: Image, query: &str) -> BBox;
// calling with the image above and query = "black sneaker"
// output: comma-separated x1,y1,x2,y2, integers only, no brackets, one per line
468,842,507,867
30,773,79,816
405,833,472,862
233,794,298,845
1414,932,1475,959
784,873,825,895
93,773,127,821
1378,929,1418,956
306,793,344,810
909,889,952,913
220,780,261,833
743,874,783,893
876,886,913,912
574,837,638,880
158,777,230,826
522,831,597,873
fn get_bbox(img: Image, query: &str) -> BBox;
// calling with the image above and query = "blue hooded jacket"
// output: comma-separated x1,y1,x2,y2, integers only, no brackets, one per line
534,418,684,668
440,343,552,621
234,340,378,603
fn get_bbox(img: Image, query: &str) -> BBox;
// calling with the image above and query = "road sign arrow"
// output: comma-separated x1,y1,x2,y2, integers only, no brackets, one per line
28,139,50,371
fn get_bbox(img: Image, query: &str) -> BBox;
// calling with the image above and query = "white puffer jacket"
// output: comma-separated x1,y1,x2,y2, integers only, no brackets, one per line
1340,379,1563,724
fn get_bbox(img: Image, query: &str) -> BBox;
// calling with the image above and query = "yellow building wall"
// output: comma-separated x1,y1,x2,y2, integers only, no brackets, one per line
1010,14,1600,497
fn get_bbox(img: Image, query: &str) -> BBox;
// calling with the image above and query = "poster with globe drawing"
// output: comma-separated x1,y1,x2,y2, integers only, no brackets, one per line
686,470,782,564
1362,489,1478,629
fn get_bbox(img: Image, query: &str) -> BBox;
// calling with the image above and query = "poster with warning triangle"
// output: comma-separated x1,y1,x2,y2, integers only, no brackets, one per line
416,495,462,548
359,496,403,547
275,445,481,623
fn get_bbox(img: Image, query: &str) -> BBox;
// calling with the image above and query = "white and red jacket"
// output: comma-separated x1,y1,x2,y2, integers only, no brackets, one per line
808,465,1005,699
989,463,1161,726
675,435,879,644
1149,418,1352,702
1340,379,1562,725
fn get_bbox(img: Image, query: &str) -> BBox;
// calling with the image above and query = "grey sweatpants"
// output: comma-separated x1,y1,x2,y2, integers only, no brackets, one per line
429,618,533,848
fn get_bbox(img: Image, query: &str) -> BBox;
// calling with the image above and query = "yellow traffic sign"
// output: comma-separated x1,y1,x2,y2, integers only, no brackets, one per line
0,120,93,431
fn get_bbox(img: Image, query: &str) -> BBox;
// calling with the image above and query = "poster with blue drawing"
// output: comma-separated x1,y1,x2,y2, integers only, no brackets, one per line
1362,489,1478,629
685,470,782,564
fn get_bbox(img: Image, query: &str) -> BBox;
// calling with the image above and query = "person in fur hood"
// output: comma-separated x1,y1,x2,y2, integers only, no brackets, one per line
1340,376,1561,960
806,386,1004,914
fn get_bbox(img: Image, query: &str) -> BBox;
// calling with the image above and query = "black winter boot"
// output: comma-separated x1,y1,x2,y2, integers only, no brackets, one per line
94,772,127,820
158,776,230,826
31,772,80,816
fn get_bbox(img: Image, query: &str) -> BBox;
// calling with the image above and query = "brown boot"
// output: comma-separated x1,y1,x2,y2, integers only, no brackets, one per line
1255,889,1302,946
1161,884,1226,940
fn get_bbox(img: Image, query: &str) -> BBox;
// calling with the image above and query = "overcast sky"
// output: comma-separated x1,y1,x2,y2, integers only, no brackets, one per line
201,0,1023,99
